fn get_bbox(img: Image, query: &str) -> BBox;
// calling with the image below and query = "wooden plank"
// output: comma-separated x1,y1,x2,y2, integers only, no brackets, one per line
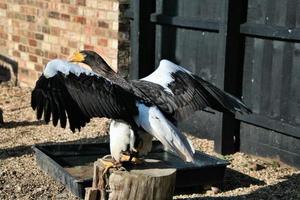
213,0,229,154
241,37,255,109
250,38,264,113
240,23,300,42
258,0,275,117
150,14,220,31
84,188,98,200
154,0,163,67
129,0,140,79
269,40,284,119
290,43,300,126
279,0,297,123
240,122,300,169
214,0,248,154
138,0,156,78
259,39,273,116
236,113,300,139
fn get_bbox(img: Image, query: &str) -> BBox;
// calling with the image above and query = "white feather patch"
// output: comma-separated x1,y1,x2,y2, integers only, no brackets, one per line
141,59,191,94
43,59,96,78
134,103,195,162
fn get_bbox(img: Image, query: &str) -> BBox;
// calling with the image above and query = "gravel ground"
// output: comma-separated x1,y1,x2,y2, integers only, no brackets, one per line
0,84,299,200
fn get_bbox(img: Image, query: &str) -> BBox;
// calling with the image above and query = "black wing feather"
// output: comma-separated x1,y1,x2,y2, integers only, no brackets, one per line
132,70,251,123
31,72,138,132
65,73,138,120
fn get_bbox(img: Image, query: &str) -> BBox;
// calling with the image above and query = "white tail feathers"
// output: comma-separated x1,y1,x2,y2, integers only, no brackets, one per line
135,103,195,162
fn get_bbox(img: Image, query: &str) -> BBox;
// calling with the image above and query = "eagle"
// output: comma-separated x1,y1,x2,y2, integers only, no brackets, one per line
31,50,251,165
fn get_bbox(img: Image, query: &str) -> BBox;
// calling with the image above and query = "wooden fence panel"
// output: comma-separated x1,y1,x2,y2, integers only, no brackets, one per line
129,0,300,168
237,0,300,167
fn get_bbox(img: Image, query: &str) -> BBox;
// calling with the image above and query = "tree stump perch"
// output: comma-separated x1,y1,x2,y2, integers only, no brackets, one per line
85,158,177,200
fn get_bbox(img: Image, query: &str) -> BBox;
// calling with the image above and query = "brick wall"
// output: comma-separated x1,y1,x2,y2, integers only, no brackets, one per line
0,0,130,86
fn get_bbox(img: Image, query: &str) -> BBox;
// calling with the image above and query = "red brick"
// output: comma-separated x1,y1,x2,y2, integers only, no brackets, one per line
35,64,43,72
48,52,58,59
74,16,86,25
61,13,70,21
29,54,38,62
68,40,78,48
42,26,50,34
76,0,86,6
27,31,35,39
35,33,44,40
0,3,7,9
21,6,37,15
12,20,19,27
60,47,69,55
42,58,50,65
97,21,109,28
84,44,94,50
28,39,37,47
26,15,35,22
84,26,93,34
50,27,60,36
13,50,21,58
48,11,60,19
0,39,7,47
61,0,70,4
28,47,36,54
98,38,108,46
35,49,44,56
36,2,48,9
18,44,27,52
68,6,77,14
0,32,8,40
20,68,29,76
94,28,107,36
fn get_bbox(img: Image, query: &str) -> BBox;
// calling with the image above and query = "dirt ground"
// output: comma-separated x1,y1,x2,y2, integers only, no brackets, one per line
0,84,299,200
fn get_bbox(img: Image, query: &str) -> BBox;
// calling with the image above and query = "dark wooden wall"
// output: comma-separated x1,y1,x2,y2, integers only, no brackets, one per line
237,0,300,168
128,0,300,168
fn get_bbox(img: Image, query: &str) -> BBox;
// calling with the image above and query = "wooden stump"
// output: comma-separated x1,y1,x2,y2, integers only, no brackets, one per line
85,158,177,200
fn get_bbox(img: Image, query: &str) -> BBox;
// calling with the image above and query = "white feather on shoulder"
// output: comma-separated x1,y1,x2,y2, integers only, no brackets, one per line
43,59,96,78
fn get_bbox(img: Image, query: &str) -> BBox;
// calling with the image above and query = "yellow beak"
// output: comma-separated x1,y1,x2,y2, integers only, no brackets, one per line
69,52,85,62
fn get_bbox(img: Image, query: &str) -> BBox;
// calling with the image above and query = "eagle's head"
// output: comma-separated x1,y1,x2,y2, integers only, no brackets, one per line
69,50,114,74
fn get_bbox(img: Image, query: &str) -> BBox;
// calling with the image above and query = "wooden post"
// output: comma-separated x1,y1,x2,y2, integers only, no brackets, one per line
85,158,176,200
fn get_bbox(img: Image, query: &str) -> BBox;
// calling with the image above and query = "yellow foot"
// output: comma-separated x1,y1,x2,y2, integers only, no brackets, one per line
120,154,144,164
100,156,121,175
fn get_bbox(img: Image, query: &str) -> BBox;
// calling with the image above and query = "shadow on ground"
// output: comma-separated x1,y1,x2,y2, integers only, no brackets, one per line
175,167,265,196
175,173,300,200
0,120,45,129
0,136,109,160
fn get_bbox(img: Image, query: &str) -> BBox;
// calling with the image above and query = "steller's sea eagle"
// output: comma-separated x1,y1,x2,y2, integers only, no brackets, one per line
31,50,251,164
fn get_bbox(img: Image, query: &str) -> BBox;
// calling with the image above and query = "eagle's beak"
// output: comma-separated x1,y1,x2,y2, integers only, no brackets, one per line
69,52,85,62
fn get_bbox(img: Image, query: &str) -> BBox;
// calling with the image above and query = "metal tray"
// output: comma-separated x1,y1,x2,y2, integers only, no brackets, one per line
33,141,228,199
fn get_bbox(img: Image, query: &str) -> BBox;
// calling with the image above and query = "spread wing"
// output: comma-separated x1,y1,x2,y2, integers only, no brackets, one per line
31,59,138,132
136,60,251,121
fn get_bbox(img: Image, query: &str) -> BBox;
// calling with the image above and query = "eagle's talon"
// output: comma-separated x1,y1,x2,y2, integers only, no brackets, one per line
120,153,144,165
100,158,117,176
